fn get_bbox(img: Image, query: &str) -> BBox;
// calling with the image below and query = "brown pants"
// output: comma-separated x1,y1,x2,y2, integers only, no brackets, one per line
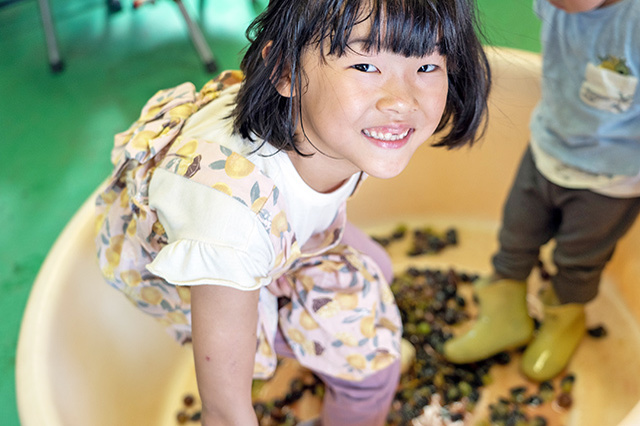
493,146,640,304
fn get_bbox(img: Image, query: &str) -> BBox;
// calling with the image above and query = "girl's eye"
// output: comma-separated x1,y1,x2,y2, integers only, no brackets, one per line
352,63,378,73
418,64,438,73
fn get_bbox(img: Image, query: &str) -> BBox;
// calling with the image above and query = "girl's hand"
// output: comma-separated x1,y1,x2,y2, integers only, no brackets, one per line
191,284,261,426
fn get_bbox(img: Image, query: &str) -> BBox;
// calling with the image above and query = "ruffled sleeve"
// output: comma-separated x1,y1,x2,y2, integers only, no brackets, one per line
146,168,275,291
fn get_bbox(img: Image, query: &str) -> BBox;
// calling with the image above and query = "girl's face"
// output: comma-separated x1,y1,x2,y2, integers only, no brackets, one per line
283,21,449,193
548,0,619,13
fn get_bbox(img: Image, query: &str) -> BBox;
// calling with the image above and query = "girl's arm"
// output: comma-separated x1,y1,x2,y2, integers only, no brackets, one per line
190,284,261,426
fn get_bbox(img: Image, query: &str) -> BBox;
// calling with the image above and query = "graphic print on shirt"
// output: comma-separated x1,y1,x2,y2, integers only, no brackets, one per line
580,55,638,113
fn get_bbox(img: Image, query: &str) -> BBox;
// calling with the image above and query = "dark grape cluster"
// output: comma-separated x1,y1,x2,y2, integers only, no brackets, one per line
388,266,502,425
372,224,459,256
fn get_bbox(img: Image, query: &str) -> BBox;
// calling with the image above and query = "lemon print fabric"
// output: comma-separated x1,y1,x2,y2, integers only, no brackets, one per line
111,82,199,169
173,139,200,177
224,151,255,178
96,71,300,350
273,247,402,382
95,72,277,346
209,147,256,179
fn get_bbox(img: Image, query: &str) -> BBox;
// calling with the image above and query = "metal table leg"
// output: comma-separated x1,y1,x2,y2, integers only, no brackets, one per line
174,0,217,73
37,0,63,72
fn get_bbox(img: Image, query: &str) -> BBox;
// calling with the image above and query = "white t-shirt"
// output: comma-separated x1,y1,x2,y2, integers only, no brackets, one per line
531,138,640,198
146,84,361,290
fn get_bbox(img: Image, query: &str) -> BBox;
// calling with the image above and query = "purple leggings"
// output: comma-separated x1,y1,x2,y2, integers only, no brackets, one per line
274,331,400,426
274,221,400,425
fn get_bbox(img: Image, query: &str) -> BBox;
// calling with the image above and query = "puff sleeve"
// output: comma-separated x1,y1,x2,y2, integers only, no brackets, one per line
146,168,275,291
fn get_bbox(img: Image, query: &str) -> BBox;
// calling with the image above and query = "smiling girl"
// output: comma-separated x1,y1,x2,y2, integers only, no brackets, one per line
95,0,490,424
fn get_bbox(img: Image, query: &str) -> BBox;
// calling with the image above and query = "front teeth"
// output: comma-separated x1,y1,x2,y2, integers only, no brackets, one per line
363,129,410,141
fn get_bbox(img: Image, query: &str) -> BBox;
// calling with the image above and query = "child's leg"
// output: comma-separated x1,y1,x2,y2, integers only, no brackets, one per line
520,191,640,381
551,190,640,303
274,330,400,426
315,361,400,426
342,221,393,284
492,147,557,280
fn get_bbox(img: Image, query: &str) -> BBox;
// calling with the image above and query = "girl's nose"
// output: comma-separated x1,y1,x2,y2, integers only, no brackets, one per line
376,81,419,114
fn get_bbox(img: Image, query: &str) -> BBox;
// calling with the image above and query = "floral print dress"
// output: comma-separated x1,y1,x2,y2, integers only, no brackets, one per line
95,71,402,382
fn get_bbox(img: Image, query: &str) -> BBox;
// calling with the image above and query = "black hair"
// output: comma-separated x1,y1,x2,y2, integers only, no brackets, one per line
233,0,491,152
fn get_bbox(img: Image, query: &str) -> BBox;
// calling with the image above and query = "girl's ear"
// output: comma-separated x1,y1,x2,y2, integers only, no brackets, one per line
262,41,293,98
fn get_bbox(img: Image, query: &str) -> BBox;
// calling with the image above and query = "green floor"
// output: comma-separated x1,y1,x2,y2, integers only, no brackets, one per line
0,0,539,424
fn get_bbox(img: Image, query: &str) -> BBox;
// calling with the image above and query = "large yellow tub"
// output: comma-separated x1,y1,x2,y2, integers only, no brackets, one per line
16,47,640,425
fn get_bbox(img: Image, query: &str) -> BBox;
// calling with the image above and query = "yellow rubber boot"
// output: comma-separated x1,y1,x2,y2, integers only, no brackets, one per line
521,301,585,382
443,279,534,364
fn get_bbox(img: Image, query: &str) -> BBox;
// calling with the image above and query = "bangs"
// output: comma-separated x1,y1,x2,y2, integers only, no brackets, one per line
234,0,489,151
315,0,458,59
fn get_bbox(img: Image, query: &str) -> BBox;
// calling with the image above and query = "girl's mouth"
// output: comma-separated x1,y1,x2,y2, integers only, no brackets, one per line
362,128,413,148
362,128,411,141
